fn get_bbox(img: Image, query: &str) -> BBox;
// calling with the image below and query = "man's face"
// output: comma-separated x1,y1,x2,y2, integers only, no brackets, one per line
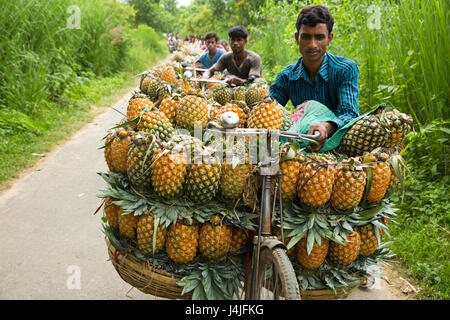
229,37,246,54
295,23,333,64
206,38,217,52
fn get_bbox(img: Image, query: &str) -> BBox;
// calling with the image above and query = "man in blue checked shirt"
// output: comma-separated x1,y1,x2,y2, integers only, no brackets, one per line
269,5,360,152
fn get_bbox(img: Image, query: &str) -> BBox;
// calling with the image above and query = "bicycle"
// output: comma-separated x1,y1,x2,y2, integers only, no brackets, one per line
205,111,320,300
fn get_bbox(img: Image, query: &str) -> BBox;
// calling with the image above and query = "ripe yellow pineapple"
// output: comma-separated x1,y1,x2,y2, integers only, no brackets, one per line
137,211,167,255
151,148,187,199
176,94,209,131
246,98,283,129
219,158,250,201
158,96,179,124
328,231,361,266
230,226,249,253
166,219,199,264
104,131,115,172
199,216,232,259
159,66,177,84
296,234,329,270
357,224,378,256
279,158,304,203
364,152,391,202
215,103,247,128
118,209,139,239
108,128,133,174
104,198,119,229
297,155,336,208
330,158,367,211
127,94,154,127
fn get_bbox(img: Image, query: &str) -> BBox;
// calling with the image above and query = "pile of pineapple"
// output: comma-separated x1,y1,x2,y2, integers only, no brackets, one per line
98,53,414,298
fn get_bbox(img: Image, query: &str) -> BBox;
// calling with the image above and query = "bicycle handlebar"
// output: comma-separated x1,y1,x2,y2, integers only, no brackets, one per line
205,121,321,146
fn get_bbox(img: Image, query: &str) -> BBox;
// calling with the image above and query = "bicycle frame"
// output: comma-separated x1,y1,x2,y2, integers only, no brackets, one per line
206,116,320,299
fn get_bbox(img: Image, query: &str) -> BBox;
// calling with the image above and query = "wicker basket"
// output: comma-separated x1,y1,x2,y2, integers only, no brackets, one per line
107,237,363,300
105,237,192,300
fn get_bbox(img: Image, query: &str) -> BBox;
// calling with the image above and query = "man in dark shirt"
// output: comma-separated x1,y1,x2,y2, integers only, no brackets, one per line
269,5,360,151
203,26,262,86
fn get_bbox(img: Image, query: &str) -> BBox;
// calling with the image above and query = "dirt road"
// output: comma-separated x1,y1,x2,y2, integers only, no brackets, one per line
0,89,415,300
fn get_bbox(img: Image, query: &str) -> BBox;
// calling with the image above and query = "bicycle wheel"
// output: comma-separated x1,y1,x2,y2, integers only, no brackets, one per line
250,247,300,300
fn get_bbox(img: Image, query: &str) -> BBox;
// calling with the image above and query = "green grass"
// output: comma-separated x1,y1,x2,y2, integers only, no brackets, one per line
390,176,450,299
0,73,139,191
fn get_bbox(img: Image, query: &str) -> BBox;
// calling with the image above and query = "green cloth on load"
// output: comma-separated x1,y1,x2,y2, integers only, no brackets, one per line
280,101,368,152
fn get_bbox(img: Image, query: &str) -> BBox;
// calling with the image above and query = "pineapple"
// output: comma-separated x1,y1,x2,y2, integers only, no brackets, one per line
279,157,304,203
363,152,391,202
212,87,233,106
108,128,133,174
340,114,388,157
137,211,167,255
184,154,221,204
104,198,119,229
118,209,139,239
166,219,199,264
246,98,283,129
328,231,361,266
280,106,293,131
158,95,179,124
136,110,174,142
104,131,115,172
199,216,232,259
215,103,247,128
169,134,204,164
219,158,250,201
245,86,260,107
230,226,249,253
159,66,178,84
151,148,187,199
126,133,159,192
140,74,152,93
357,224,378,256
176,94,209,131
258,88,270,102
296,234,329,270
382,109,414,148
297,154,336,208
127,94,153,126
147,77,162,102
233,86,246,102
330,157,367,211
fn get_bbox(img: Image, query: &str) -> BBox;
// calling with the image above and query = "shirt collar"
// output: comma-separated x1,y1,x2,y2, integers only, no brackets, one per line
289,52,329,82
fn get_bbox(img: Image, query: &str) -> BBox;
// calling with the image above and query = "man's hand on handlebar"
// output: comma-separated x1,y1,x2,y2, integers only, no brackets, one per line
307,122,337,152
225,75,245,86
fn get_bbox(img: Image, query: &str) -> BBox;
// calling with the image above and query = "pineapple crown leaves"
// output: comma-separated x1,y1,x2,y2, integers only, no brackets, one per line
177,256,244,300
276,206,337,251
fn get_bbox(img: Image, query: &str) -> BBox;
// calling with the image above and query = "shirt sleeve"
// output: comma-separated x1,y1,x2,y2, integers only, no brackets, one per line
329,64,360,129
269,70,289,106
210,54,226,72
196,52,206,64
248,54,262,78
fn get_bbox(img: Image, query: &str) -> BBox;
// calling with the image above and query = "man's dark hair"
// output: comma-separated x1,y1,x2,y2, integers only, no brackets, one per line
205,32,219,42
228,26,248,39
296,5,334,34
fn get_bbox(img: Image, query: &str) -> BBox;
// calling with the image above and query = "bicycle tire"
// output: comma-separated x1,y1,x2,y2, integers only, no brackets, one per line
250,247,300,300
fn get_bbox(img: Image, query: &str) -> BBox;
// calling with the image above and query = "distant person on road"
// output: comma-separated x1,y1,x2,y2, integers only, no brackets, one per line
269,5,360,151
203,26,262,86
219,39,230,52
196,33,227,69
